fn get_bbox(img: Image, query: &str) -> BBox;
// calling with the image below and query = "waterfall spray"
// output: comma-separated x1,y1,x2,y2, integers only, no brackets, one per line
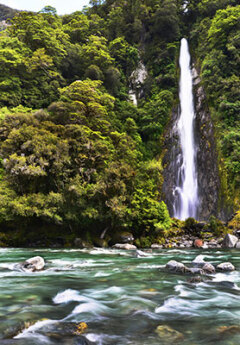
173,38,199,220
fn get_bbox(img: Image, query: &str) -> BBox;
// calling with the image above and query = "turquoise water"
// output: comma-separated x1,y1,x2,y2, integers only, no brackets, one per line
0,248,239,344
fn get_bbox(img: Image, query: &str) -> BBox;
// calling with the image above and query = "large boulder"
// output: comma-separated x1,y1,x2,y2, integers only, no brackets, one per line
222,234,238,248
216,262,235,271
165,260,188,274
15,256,45,272
113,243,136,250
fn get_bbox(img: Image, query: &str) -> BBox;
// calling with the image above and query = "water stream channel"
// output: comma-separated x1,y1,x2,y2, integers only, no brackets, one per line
0,248,239,345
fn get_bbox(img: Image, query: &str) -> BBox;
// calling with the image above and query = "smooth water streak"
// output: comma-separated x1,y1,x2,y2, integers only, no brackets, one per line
174,38,199,220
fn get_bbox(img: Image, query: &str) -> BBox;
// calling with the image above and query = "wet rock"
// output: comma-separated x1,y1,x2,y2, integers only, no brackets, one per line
215,281,237,289
194,239,203,248
187,276,204,283
16,256,45,272
217,325,240,337
188,268,204,275
155,325,184,343
222,234,238,248
165,260,188,273
216,262,235,271
151,244,163,249
192,255,206,267
202,263,215,274
134,250,150,258
113,243,137,250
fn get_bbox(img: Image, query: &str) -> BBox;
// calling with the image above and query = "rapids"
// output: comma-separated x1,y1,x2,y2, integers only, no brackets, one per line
0,248,239,344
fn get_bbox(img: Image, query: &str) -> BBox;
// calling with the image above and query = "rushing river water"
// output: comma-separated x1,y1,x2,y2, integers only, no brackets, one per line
0,248,240,345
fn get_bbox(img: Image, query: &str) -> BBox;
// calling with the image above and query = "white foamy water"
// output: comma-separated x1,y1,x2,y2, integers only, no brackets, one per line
174,38,199,220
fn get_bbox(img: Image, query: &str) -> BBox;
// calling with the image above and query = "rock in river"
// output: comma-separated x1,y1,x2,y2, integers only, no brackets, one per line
16,256,45,272
222,234,238,248
165,260,188,273
155,325,184,343
202,263,215,274
216,262,235,271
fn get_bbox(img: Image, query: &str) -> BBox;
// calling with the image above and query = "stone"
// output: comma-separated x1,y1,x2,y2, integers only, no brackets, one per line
202,263,215,274
216,262,235,271
194,239,203,248
192,255,206,267
151,244,162,249
165,260,187,274
187,276,203,284
236,241,240,249
222,234,238,248
135,250,150,257
112,243,137,250
155,325,184,343
19,256,45,272
189,268,204,275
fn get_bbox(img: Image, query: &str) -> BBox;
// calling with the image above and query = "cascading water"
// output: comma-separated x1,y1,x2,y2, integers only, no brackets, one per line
173,38,199,220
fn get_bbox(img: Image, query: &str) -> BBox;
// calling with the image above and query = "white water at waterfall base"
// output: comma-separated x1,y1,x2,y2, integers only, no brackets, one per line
174,38,199,220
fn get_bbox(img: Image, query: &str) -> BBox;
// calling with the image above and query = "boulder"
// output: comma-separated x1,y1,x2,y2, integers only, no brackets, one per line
187,276,204,284
165,260,188,274
192,255,206,267
135,250,150,257
21,256,45,272
194,239,203,248
112,243,137,250
155,325,184,343
189,268,204,275
216,262,235,271
222,234,238,248
202,263,215,274
236,241,240,249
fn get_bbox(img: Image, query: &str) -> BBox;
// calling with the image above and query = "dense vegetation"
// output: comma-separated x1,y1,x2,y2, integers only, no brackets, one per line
0,0,239,246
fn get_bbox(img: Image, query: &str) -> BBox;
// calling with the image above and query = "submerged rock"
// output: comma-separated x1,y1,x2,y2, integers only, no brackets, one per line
222,234,238,248
112,243,137,250
216,262,235,271
155,325,184,343
187,276,204,284
134,250,150,258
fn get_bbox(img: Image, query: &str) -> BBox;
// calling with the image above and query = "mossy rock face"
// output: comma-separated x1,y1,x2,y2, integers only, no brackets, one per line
228,210,240,230
134,236,152,248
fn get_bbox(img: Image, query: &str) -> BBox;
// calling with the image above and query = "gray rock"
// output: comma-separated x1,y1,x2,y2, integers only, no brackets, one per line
17,256,45,272
151,244,163,249
216,262,235,271
113,243,137,250
236,241,240,249
135,250,150,257
192,255,206,267
222,234,238,248
202,263,215,274
189,268,204,275
165,260,187,273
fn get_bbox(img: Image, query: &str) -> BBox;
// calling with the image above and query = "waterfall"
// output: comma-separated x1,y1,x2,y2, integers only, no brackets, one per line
173,38,199,220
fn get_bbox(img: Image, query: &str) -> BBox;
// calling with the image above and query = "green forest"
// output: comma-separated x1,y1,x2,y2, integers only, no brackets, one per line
0,0,239,247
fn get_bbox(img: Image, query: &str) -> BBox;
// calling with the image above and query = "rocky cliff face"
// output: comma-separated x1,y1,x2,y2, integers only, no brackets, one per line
162,64,223,221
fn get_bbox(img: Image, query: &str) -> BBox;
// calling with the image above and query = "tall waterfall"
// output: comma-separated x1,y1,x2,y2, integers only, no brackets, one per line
173,38,199,220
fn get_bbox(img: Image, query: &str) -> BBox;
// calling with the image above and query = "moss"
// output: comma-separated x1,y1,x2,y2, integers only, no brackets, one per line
228,210,240,230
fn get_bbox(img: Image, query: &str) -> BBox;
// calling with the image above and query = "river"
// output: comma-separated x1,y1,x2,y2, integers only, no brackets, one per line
0,248,240,344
